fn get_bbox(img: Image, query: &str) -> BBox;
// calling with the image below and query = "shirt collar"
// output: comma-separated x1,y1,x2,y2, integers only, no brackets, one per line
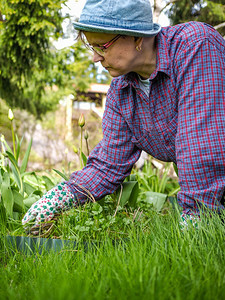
149,30,171,80
120,72,138,89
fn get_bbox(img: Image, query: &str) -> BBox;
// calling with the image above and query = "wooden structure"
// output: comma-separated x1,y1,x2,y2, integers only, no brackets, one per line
65,83,110,140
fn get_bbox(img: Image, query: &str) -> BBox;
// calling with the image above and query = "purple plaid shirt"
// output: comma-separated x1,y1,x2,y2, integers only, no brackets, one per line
67,21,225,214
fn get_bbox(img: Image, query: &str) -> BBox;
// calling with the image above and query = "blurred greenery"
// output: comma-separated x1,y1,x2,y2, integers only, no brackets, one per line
0,0,110,118
0,1,224,119
167,0,225,37
0,0,65,117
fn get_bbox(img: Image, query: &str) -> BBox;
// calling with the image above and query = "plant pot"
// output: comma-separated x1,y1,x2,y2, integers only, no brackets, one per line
5,235,79,255
5,233,129,255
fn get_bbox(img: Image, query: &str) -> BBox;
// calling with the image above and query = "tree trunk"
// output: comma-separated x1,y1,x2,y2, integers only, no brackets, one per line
153,0,162,23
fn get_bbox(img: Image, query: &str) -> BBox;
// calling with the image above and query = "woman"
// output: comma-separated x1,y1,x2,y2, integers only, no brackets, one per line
22,0,225,230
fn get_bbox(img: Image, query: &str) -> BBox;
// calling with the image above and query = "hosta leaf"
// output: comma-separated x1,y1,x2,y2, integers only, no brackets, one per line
128,174,137,181
12,190,25,213
24,182,36,195
144,192,168,212
42,175,55,190
23,193,40,208
117,181,139,208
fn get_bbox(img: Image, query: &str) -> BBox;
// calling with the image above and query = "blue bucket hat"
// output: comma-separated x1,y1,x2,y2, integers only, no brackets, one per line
73,0,161,37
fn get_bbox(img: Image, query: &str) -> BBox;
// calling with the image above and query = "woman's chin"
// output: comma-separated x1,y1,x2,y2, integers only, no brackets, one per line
107,68,125,77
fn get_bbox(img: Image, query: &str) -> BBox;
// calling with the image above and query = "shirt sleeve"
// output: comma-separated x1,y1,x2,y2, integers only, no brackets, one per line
175,34,225,214
66,81,141,203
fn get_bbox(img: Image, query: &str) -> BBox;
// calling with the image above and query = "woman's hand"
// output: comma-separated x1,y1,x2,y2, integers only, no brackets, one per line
22,182,77,229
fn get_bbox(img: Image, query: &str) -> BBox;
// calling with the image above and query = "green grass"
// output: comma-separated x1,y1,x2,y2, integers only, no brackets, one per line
1,210,225,300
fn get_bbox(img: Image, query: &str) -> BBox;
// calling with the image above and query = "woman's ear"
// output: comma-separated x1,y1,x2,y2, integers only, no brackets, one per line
134,37,144,51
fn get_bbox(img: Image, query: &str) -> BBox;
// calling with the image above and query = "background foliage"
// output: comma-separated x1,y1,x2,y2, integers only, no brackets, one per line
0,0,66,117
167,0,225,36
0,0,224,118
0,0,107,118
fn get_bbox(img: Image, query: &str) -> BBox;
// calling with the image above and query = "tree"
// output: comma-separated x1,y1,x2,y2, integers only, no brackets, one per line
0,0,111,118
166,0,225,36
153,0,163,22
0,0,68,117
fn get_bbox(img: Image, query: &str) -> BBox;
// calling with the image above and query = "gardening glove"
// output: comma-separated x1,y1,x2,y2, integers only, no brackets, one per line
22,182,77,228
179,212,201,231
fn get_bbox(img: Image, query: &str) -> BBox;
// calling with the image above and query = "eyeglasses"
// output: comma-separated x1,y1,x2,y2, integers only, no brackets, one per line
87,34,122,56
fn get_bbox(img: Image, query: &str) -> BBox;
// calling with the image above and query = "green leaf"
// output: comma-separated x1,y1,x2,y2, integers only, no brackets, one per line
91,203,103,215
173,163,179,177
0,167,4,184
42,175,55,190
0,200,7,225
144,192,168,212
5,151,23,193
23,193,40,208
15,134,23,162
12,212,21,220
81,151,87,167
20,138,32,174
128,174,137,181
168,186,180,197
53,169,69,181
1,173,14,216
2,138,13,156
23,171,44,190
12,190,25,213
117,181,139,208
158,166,169,193
24,182,36,196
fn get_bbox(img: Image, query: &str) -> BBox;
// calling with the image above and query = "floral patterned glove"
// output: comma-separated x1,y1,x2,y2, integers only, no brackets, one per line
179,212,200,230
22,182,77,227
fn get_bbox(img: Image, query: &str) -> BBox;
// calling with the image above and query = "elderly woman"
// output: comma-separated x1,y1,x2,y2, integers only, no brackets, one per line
22,0,225,229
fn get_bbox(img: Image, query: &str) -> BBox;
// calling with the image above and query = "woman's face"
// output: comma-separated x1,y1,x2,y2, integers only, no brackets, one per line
84,32,143,77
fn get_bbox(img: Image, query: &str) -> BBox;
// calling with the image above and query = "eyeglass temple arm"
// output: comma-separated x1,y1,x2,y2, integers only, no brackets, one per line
103,35,122,49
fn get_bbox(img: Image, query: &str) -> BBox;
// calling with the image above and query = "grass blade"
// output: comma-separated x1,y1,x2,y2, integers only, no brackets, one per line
53,169,69,181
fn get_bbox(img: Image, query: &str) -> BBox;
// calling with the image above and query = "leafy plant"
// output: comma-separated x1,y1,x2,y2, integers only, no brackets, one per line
0,109,56,226
1,109,180,239
47,128,181,240
134,159,180,212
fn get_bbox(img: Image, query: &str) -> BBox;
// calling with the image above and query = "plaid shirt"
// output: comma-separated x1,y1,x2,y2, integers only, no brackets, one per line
67,21,225,214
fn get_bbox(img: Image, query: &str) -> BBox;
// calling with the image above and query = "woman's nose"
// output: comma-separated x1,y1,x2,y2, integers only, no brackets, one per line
93,52,104,63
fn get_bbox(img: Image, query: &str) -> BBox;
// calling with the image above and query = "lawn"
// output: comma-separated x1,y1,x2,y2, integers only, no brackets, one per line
1,109,225,299
1,210,225,300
